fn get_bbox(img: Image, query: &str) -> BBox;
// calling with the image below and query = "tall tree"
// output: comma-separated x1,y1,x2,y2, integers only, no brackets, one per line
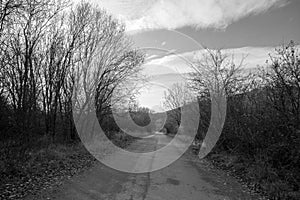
71,2,145,140
0,0,68,137
189,49,248,158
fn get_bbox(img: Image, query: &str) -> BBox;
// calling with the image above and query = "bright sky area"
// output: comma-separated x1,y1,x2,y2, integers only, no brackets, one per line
73,0,300,111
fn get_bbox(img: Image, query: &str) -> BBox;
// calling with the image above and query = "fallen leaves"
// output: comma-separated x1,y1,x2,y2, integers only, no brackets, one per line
0,144,96,200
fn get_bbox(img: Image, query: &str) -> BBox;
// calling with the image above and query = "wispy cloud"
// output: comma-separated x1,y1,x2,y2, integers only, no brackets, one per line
98,0,288,31
143,46,279,76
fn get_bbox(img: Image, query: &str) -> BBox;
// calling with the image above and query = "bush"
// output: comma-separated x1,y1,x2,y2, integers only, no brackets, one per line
203,42,300,199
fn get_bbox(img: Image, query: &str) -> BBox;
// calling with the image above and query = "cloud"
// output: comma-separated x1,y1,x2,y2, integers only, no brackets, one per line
98,0,288,31
142,46,280,76
146,54,160,61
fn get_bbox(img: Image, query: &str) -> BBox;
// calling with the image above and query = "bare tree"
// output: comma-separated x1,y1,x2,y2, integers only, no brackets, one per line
260,41,300,130
0,0,144,144
188,49,249,158
0,0,69,138
163,83,194,127
71,2,145,140
0,0,23,97
164,83,194,110
38,11,80,139
189,49,249,98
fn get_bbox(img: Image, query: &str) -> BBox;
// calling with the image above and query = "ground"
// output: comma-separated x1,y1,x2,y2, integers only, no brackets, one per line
27,134,263,200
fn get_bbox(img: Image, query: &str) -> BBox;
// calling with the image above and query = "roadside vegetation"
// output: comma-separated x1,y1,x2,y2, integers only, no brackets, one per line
0,1,143,199
163,42,300,199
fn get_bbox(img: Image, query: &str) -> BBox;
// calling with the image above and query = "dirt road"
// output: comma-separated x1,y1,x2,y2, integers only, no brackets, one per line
31,134,260,200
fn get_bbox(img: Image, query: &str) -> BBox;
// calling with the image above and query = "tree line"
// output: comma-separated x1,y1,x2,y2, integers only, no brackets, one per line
0,0,144,146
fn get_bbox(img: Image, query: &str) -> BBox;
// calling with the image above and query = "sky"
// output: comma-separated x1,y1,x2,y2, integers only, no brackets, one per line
75,0,300,111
